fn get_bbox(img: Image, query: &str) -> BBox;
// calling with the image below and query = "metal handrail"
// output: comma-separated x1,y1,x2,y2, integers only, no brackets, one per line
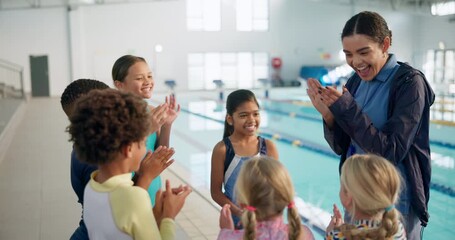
0,59,25,99
0,59,22,71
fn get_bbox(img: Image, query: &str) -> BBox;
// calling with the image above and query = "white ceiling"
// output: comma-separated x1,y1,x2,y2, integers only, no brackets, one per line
0,0,175,9
0,0,450,15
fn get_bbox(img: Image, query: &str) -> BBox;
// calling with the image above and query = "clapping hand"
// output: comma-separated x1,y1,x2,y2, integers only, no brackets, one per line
307,78,332,118
219,204,234,230
326,204,344,232
134,146,175,190
153,183,187,226
149,104,169,133
163,94,180,125
161,180,192,220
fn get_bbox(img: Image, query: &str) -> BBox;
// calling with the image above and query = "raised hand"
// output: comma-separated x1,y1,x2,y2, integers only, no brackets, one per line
149,103,168,133
319,84,347,107
219,204,234,230
162,179,192,220
326,204,344,232
306,78,335,126
153,184,187,227
135,146,175,190
163,94,180,125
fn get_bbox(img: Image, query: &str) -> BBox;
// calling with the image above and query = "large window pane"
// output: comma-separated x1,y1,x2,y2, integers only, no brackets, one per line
187,0,203,30
253,52,269,88
431,1,455,16
221,53,237,89
445,50,454,84
424,49,455,122
187,0,220,31
205,53,221,90
238,52,253,88
188,54,204,90
203,0,221,31
236,0,268,31
424,50,435,83
188,52,268,90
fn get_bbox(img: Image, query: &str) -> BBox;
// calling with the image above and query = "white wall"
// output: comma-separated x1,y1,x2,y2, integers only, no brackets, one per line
0,7,70,97
1,0,454,96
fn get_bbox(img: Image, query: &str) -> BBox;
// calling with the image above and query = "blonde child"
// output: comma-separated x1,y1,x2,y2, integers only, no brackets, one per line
326,154,406,239
67,89,191,239
211,89,279,228
112,55,179,206
217,156,314,240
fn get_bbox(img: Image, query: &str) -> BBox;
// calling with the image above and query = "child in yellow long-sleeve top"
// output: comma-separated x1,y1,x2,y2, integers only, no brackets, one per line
67,88,191,240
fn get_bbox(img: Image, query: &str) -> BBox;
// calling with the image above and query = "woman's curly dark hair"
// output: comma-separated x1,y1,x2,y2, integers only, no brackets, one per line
67,88,151,165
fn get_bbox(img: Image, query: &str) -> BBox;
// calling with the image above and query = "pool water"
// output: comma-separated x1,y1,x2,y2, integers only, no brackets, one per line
167,92,455,239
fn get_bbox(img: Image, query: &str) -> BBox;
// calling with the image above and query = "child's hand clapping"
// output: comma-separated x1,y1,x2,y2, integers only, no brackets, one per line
326,204,344,232
134,146,175,190
162,179,192,220
163,94,180,125
219,204,234,230
153,184,186,226
149,104,169,133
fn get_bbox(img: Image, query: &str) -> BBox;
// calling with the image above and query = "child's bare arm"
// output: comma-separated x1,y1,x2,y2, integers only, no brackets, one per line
265,139,279,160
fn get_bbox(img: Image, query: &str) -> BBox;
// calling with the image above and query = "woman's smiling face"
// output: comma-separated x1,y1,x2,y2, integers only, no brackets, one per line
342,34,390,81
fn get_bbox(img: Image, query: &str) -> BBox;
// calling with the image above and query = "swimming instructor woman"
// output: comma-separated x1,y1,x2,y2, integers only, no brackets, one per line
307,11,434,239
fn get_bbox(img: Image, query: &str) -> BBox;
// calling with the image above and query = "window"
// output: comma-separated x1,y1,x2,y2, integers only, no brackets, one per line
424,49,455,122
236,0,268,31
186,0,221,31
188,52,269,90
431,1,455,16
424,49,455,85
188,53,205,90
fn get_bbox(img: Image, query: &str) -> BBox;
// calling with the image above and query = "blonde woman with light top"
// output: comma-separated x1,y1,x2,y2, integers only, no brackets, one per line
326,154,406,240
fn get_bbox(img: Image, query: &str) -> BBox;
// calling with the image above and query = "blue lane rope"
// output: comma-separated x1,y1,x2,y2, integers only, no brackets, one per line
180,108,455,198
263,106,455,149
430,139,455,149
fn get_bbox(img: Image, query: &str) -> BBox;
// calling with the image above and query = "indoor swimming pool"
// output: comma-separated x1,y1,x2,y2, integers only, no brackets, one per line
159,89,455,239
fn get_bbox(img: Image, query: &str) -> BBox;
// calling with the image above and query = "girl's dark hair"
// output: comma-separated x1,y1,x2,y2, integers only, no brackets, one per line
67,88,151,165
341,11,392,46
223,89,259,139
112,55,146,83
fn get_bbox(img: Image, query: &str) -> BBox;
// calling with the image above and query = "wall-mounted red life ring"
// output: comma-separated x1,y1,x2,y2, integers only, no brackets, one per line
271,57,282,69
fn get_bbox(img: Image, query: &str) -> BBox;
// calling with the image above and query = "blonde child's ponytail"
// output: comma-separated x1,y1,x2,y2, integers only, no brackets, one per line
340,207,400,239
242,206,257,240
235,157,303,240
287,202,302,240
377,206,399,238
339,154,403,240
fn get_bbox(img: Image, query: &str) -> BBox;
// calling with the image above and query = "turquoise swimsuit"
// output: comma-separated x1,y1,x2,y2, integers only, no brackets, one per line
132,132,161,206
145,132,161,206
